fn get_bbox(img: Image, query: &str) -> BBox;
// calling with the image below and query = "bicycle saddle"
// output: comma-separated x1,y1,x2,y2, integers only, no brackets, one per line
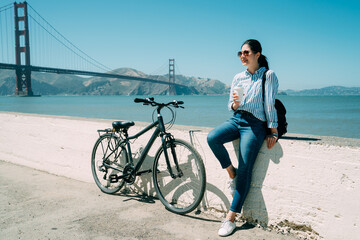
112,121,135,130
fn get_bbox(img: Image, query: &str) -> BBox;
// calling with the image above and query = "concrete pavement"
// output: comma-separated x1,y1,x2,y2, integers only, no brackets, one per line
0,160,298,240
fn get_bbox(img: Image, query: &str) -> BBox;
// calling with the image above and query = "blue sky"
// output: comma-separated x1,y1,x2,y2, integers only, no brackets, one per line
2,0,360,90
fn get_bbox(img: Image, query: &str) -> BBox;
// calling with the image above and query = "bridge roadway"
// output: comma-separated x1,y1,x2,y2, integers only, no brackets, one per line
0,63,185,87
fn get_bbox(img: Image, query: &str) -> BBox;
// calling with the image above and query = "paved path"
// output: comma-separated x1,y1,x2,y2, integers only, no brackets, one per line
0,161,298,240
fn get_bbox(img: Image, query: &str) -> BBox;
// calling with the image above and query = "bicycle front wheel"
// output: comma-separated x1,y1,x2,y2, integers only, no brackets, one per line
91,134,128,194
153,139,206,214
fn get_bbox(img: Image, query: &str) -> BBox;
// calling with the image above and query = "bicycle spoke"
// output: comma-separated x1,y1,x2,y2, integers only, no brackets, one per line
153,139,206,214
91,134,128,194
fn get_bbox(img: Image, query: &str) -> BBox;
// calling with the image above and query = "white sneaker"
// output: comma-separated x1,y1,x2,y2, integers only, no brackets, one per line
227,176,236,197
218,219,236,237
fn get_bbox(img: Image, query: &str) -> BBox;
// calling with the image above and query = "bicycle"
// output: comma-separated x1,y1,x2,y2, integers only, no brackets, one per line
91,97,206,214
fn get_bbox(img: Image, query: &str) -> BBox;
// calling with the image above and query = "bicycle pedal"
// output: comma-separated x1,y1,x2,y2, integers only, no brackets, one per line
109,174,119,183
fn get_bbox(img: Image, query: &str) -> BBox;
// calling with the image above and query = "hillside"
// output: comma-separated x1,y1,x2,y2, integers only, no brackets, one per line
284,86,360,96
1,69,359,96
0,68,230,96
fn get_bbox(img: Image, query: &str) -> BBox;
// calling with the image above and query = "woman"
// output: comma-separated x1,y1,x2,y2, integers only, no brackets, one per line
207,39,279,237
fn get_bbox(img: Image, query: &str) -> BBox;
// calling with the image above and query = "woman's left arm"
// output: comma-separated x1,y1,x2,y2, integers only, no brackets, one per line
264,71,279,149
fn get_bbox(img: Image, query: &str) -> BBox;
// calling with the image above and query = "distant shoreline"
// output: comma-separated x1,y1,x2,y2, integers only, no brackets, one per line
1,68,359,96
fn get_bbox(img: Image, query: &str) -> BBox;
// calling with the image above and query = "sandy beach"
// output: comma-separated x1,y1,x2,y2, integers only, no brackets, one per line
0,111,359,240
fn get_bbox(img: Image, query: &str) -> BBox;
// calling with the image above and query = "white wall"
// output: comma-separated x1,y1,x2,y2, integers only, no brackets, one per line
0,112,359,240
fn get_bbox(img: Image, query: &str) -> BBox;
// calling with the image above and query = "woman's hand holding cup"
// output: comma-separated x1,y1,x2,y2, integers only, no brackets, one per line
234,86,244,101
232,86,244,110
232,91,240,110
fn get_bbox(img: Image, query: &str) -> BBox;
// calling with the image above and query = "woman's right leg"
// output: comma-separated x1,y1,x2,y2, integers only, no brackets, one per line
207,118,240,170
208,118,241,236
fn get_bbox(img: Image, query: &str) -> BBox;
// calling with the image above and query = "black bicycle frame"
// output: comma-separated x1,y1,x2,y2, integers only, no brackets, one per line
103,113,178,179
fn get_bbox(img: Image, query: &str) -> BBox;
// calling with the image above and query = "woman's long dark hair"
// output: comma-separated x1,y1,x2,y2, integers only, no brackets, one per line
242,39,269,70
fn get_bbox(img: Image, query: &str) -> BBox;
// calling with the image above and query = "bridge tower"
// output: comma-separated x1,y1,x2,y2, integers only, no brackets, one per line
14,1,33,96
168,59,175,95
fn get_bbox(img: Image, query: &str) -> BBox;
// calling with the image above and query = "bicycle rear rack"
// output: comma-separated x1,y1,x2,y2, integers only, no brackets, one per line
97,128,116,133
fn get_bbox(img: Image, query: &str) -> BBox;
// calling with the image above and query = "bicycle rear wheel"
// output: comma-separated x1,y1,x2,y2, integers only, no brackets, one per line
91,134,128,194
153,139,206,214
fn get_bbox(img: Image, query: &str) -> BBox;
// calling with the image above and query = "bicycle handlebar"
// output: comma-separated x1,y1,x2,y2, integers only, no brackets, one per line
134,98,184,108
134,98,151,103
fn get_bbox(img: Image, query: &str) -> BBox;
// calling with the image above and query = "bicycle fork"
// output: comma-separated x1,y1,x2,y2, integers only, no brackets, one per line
161,133,183,179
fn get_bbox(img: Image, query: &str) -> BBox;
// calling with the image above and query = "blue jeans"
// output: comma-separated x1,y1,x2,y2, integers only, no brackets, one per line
207,111,266,213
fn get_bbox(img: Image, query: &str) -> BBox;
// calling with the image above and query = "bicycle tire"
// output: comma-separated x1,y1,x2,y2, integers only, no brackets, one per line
153,138,206,214
91,134,128,194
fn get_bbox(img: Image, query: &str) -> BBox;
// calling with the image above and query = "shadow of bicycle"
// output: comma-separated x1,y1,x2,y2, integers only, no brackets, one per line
116,190,157,204
113,138,283,227
117,148,223,221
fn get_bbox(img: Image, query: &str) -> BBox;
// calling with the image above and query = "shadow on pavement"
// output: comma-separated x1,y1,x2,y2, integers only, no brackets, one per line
115,191,157,204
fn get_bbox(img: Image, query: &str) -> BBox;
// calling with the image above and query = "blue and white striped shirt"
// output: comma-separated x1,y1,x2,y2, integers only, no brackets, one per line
228,67,279,128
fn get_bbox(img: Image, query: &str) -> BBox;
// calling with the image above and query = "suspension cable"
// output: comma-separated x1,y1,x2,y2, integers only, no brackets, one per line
149,61,168,76
28,14,107,72
175,62,182,76
0,3,14,64
0,9,3,62
27,3,111,72
5,6,9,63
0,3,13,13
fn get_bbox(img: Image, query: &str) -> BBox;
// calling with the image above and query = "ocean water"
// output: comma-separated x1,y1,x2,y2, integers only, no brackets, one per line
0,95,359,139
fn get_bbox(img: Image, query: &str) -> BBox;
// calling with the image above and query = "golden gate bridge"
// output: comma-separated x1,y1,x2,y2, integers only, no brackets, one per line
0,2,182,96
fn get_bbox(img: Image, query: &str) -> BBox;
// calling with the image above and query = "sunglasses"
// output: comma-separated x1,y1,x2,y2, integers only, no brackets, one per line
237,50,250,57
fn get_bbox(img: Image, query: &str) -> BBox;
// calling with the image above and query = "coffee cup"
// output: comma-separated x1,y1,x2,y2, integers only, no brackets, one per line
233,86,244,102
